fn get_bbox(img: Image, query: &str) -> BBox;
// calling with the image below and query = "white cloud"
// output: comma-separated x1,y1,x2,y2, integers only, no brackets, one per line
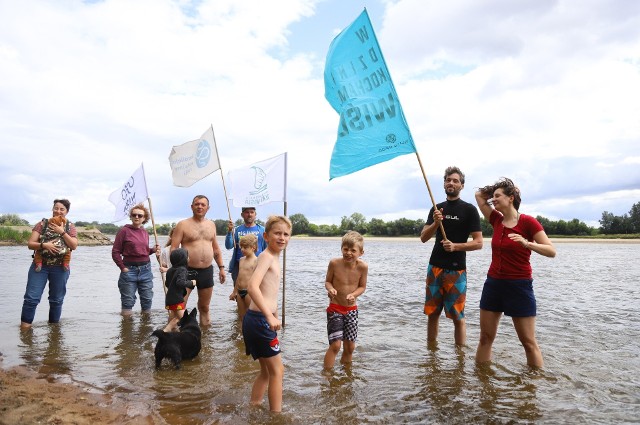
0,0,638,229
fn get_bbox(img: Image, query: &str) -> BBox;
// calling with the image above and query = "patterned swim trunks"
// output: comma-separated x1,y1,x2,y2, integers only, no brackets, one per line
327,303,358,344
424,265,467,320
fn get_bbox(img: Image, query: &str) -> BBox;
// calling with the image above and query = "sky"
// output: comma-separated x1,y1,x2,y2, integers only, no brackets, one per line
1,0,639,228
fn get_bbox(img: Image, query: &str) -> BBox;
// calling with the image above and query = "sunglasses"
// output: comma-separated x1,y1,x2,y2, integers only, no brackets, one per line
131,213,144,218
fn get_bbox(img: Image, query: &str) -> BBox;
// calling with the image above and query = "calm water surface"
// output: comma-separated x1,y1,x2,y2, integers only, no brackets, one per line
1,237,639,424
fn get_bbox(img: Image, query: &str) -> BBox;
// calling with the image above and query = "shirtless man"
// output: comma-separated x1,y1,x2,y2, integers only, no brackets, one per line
171,195,226,326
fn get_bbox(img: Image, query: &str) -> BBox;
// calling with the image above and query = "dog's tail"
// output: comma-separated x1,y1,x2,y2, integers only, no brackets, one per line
151,329,166,340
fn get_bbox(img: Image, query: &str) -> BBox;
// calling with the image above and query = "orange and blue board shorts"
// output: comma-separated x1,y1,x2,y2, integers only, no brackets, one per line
424,265,467,320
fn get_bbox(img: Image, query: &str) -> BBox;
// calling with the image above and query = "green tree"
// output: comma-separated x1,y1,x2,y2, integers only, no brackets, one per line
368,218,389,236
289,213,310,235
0,214,30,226
214,219,228,236
480,218,493,236
629,202,640,233
340,212,368,235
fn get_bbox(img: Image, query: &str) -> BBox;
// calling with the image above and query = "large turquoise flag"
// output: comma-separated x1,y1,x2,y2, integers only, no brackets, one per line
324,9,416,180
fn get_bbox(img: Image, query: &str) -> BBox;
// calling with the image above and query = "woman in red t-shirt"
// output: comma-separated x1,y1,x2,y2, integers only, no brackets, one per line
475,178,556,368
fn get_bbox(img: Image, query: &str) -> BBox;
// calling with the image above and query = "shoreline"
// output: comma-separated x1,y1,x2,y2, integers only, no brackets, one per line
292,236,640,244
0,364,158,424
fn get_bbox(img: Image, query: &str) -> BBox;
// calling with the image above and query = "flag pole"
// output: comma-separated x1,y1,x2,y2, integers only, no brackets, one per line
210,125,234,227
414,152,448,240
281,152,288,327
282,200,288,328
141,163,168,295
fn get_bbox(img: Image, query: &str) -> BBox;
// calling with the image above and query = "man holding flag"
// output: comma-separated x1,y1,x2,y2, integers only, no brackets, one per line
171,195,226,327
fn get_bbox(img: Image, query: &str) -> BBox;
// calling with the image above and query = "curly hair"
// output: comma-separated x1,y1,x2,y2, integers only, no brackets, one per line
444,166,465,184
478,177,521,211
129,203,151,224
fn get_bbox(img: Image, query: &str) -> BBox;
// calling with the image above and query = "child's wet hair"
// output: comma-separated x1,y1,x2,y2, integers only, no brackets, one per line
342,231,364,251
239,233,258,249
265,215,292,233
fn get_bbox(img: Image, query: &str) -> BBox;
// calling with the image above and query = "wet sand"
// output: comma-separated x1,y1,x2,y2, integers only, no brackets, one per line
0,364,158,424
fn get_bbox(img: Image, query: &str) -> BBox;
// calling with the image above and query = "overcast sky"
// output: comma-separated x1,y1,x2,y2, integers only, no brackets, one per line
1,0,639,228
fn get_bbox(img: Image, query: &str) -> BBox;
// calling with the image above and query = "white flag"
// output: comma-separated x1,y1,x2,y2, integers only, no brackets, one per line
228,153,287,207
168,127,221,187
108,163,149,222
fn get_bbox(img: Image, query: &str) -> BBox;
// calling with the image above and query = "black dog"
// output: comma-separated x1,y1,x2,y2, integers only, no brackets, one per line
152,308,201,369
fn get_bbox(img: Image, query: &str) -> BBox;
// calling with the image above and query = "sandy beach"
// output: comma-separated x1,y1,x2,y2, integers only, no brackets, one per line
0,364,157,424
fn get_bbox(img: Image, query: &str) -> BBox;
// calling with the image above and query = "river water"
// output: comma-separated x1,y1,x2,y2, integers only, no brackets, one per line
1,237,639,424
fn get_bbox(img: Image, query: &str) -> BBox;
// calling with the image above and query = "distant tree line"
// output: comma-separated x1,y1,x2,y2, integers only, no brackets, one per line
1,202,639,238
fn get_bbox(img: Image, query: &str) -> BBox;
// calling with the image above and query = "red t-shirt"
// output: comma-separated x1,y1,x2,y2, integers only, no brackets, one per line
488,210,544,280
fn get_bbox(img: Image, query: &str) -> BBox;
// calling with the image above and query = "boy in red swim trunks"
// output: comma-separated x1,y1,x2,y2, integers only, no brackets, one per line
323,231,368,369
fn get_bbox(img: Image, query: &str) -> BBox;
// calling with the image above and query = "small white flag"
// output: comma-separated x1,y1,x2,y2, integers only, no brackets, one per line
108,163,149,222
168,127,221,187
228,153,287,207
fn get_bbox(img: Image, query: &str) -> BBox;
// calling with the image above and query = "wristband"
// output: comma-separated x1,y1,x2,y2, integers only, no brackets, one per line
218,265,225,269
40,242,43,249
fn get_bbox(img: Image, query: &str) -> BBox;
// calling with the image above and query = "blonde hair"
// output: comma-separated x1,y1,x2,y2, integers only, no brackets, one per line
342,231,364,252
239,233,258,249
265,215,292,233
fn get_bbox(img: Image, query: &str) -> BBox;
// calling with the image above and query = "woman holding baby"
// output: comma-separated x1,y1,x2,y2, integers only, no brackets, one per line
20,198,78,329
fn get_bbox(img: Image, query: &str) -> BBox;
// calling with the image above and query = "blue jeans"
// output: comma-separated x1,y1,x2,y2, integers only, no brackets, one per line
117,263,154,311
21,262,71,324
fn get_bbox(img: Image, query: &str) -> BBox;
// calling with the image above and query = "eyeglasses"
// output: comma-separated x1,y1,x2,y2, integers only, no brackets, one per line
131,214,144,218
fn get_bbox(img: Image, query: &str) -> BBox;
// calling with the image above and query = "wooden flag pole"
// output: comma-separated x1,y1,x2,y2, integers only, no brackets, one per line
210,125,234,228
415,152,448,241
147,196,167,295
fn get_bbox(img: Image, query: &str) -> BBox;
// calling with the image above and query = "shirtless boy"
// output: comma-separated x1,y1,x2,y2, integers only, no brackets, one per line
171,195,226,326
242,215,291,412
323,231,368,369
229,233,258,321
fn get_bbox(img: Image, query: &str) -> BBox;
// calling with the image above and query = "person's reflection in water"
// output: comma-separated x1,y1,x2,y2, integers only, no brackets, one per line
407,344,467,422
18,323,71,376
319,364,357,423
474,362,542,422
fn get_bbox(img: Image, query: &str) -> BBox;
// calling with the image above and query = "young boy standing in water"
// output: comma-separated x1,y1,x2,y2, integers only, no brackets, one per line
323,231,368,369
243,215,292,412
229,233,258,321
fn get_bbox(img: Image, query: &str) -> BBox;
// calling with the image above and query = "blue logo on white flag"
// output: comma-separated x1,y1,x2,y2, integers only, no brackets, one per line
196,140,211,168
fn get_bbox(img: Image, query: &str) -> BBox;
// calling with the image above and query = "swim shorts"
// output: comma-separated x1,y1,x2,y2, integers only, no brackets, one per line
238,288,248,299
479,276,536,317
242,309,280,360
424,265,467,320
327,303,358,344
188,265,214,289
165,302,186,311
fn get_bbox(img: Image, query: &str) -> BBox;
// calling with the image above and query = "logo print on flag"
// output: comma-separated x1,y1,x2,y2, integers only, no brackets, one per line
228,153,287,208
108,163,149,222
195,140,211,168
251,166,267,195
169,127,221,187
324,9,416,180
